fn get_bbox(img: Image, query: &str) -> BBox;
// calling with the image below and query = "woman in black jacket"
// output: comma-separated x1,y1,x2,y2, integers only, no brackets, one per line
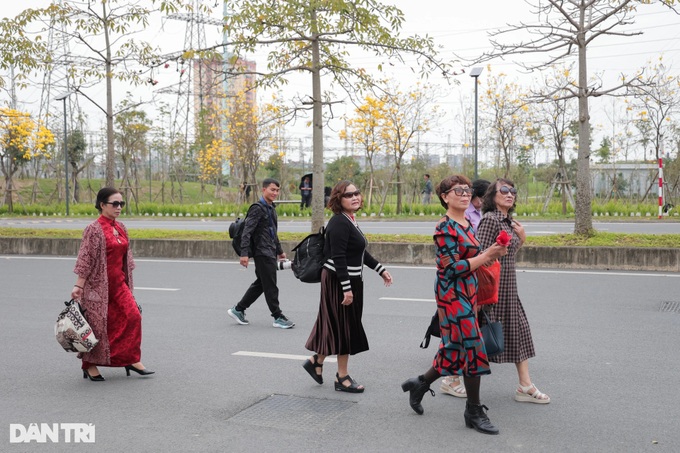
303,181,393,392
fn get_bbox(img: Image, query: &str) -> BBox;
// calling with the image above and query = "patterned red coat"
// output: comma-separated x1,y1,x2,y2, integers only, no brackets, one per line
73,219,135,365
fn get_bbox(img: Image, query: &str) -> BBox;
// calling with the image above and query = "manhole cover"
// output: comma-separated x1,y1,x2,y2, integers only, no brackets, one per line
228,394,355,431
660,301,680,313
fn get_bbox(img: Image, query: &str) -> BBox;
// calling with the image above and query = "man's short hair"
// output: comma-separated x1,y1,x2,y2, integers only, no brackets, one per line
262,178,280,188
424,173,430,178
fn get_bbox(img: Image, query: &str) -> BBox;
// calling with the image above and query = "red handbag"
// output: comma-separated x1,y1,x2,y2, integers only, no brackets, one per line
476,260,500,306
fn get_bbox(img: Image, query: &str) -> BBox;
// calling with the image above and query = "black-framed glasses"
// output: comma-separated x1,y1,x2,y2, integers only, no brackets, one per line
342,190,361,199
446,187,473,196
103,201,126,208
499,186,517,196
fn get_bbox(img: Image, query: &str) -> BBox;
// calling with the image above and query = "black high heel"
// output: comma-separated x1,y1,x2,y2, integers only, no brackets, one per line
302,354,323,384
83,369,105,382
125,365,155,377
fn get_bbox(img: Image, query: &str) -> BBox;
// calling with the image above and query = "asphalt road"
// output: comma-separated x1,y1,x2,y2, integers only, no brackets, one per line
1,217,679,235
1,256,679,452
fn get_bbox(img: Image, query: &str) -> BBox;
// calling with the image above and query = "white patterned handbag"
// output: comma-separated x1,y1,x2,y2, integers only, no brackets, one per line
55,299,99,353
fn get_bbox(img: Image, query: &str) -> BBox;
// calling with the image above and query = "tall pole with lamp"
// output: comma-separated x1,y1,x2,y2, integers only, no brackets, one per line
55,91,77,216
470,67,484,180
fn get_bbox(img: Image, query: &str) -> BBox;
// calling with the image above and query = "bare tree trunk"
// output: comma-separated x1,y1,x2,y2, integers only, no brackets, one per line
310,8,325,232
103,2,115,187
395,161,402,214
574,23,593,235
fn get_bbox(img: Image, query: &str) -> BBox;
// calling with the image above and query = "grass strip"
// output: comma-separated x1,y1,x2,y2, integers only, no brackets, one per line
1,227,679,248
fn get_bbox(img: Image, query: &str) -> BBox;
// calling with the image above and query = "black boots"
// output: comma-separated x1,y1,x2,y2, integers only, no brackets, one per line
464,401,499,435
401,375,434,415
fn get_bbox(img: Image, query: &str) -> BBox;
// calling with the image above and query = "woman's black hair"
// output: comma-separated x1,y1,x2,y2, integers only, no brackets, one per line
471,179,491,199
95,187,122,213
481,178,516,215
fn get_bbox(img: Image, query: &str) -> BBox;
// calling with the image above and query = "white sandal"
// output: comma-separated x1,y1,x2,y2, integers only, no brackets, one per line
440,376,466,398
515,383,550,404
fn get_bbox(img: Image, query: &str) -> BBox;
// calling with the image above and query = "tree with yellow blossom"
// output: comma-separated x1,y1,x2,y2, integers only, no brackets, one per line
340,96,387,208
630,57,680,161
377,82,440,215
0,108,55,213
475,0,679,235
481,69,532,179
199,91,284,203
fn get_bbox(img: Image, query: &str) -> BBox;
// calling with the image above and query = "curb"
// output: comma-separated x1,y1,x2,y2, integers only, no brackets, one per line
1,237,678,272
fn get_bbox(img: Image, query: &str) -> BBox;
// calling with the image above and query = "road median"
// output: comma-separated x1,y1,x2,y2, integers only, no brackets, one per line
1,237,678,272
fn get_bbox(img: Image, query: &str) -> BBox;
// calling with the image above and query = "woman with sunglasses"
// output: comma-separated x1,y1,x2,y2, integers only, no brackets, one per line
303,181,392,393
401,175,507,435
70,187,154,381
476,178,550,404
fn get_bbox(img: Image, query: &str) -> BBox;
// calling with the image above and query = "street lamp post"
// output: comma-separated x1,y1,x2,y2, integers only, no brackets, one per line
470,67,484,180
55,91,76,216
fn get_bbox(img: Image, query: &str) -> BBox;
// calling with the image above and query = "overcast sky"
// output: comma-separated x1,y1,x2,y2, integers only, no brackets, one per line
4,0,680,163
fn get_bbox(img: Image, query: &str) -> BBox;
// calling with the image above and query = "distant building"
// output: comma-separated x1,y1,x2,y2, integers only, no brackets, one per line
192,57,257,125
591,163,657,197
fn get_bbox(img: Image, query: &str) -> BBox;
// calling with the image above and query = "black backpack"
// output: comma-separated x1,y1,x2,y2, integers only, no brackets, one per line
228,203,259,257
292,226,326,283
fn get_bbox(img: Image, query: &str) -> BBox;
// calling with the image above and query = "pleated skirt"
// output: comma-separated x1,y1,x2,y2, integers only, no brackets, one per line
305,269,368,356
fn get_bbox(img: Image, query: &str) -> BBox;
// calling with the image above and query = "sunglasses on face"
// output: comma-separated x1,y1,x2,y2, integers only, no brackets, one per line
446,187,473,196
342,190,361,199
103,201,126,208
499,186,517,196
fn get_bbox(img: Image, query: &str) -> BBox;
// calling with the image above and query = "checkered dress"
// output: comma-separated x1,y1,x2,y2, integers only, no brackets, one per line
476,210,536,363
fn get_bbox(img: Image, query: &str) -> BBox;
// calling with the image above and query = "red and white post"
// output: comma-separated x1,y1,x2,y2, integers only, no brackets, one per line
658,158,664,219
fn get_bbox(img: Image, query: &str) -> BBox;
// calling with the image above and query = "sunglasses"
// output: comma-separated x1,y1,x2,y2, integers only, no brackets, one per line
446,187,473,196
499,186,517,196
103,201,126,208
342,190,362,199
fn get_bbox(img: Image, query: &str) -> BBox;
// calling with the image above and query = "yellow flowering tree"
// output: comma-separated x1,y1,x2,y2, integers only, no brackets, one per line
532,65,578,213
476,0,679,235
223,0,451,230
0,108,54,212
200,91,283,203
482,69,532,178
340,96,387,207
379,83,439,214
114,99,151,208
630,57,680,161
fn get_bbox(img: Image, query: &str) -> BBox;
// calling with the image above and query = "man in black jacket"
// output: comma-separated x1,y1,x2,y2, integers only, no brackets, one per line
228,178,295,329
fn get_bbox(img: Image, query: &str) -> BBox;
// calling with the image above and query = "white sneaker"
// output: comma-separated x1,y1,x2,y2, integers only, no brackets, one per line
272,315,294,329
228,307,249,325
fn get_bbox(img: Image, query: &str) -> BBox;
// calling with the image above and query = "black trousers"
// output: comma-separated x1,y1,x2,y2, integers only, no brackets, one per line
236,255,282,319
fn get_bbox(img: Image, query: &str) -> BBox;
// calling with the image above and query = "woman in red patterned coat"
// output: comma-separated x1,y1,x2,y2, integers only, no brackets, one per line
70,188,154,382
401,175,507,435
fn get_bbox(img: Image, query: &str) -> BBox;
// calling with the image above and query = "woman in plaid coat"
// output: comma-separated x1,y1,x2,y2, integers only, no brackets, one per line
476,178,550,404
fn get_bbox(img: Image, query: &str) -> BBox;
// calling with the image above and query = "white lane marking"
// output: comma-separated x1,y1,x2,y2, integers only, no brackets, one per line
380,297,433,302
232,351,337,362
136,287,180,291
519,269,680,278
